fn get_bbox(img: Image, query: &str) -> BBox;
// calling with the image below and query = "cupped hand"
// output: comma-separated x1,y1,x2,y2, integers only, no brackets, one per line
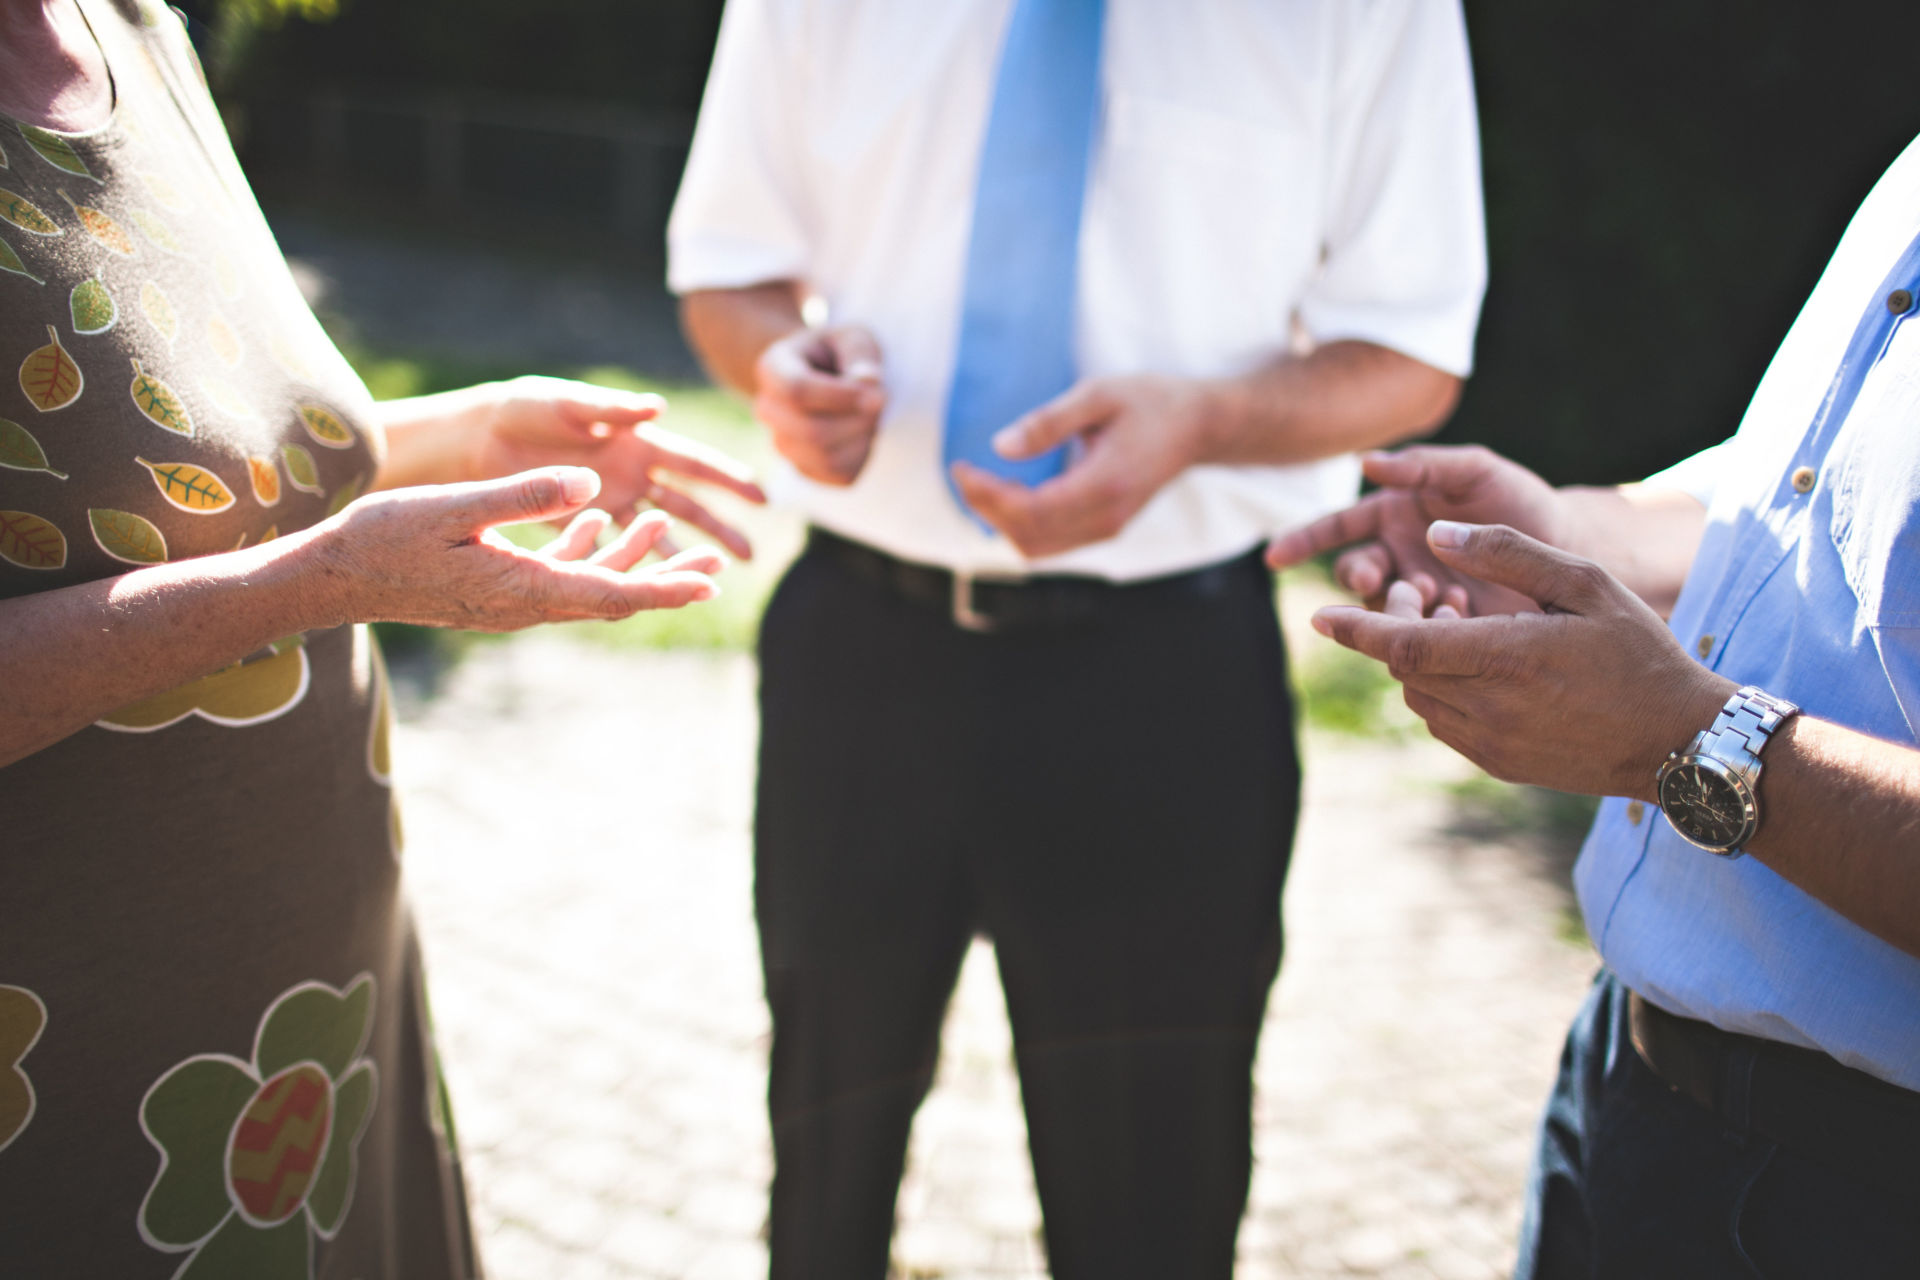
318,466,725,631
469,375,767,560
1309,520,1731,798
753,324,886,485
951,374,1209,559
1268,444,1564,617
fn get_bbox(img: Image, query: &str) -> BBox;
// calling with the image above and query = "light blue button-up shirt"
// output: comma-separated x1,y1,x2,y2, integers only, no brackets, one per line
1575,134,1920,1090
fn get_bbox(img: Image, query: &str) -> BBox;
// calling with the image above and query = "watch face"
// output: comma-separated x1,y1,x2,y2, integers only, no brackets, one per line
1659,762,1751,850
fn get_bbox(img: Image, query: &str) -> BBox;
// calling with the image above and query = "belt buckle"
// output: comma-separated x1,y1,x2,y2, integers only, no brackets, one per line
951,569,1022,632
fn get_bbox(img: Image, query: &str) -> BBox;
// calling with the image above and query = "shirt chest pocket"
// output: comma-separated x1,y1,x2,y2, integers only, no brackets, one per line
1827,319,1920,628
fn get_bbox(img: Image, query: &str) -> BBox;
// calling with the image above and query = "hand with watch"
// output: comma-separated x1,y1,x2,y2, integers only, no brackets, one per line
1655,686,1800,856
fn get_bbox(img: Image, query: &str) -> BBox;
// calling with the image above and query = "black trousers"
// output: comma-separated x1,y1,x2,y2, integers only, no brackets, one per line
754,538,1301,1279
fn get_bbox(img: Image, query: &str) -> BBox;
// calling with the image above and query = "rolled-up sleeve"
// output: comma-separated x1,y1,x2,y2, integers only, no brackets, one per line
667,0,812,295
1297,0,1487,377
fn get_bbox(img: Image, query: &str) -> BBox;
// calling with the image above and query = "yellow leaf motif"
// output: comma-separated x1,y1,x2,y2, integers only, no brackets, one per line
0,189,60,236
299,403,355,449
248,455,281,507
140,281,177,346
282,443,322,495
19,125,97,183
131,208,180,254
207,315,241,367
258,524,278,542
59,190,134,256
135,457,236,514
129,360,193,436
20,326,82,412
89,507,168,565
98,643,309,731
0,509,66,570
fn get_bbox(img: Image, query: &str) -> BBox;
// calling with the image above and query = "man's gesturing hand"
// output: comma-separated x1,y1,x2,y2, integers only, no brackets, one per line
951,374,1208,559
1269,445,1564,617
754,324,886,486
1311,521,1733,799
320,467,725,631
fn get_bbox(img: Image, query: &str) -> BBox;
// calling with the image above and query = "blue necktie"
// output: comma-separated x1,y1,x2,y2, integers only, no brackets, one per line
943,0,1106,521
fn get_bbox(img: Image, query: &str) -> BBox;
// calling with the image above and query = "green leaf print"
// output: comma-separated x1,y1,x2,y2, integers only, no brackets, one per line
324,472,365,518
0,189,60,236
306,1061,375,1236
0,234,42,285
89,507,168,565
281,444,321,495
138,1055,258,1247
70,276,116,335
140,280,178,346
255,975,373,1082
130,359,194,436
0,418,68,479
298,404,355,449
0,509,66,569
18,124,96,183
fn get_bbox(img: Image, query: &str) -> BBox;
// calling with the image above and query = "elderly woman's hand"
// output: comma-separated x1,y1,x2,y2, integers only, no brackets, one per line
465,376,767,559
318,465,724,630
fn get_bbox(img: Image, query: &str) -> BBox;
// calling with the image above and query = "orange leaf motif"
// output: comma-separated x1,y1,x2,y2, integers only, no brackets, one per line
60,190,134,257
248,455,281,507
20,326,82,412
0,509,67,570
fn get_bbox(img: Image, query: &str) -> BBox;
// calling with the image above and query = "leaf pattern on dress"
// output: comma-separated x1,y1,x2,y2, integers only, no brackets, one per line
60,190,135,257
131,207,181,255
0,189,61,236
0,418,68,479
298,404,355,449
207,314,242,367
89,506,168,564
136,457,236,513
0,235,43,285
281,443,322,495
129,359,193,436
248,455,282,507
0,509,66,569
137,168,191,212
18,125,97,183
139,280,177,346
20,326,83,412
70,276,117,335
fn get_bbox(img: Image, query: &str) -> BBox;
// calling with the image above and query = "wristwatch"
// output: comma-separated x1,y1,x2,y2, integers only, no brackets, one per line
1654,685,1800,857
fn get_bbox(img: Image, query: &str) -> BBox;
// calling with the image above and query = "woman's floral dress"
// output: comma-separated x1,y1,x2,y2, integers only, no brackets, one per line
0,2,478,1275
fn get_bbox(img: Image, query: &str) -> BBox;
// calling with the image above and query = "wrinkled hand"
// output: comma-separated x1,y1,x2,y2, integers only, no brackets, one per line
753,325,886,486
951,375,1210,559
1268,445,1563,616
320,467,725,631
1311,521,1731,798
470,375,767,560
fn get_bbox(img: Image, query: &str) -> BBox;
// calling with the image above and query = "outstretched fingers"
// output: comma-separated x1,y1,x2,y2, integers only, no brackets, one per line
1266,492,1393,569
1426,521,1610,613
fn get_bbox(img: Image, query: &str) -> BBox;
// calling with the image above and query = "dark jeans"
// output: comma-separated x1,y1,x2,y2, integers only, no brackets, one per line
1517,970,1920,1279
754,540,1299,1280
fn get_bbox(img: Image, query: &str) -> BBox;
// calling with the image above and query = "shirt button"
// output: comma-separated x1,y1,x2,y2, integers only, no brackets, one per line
1791,465,1816,493
1697,634,1715,658
1627,801,1646,825
1890,288,1915,315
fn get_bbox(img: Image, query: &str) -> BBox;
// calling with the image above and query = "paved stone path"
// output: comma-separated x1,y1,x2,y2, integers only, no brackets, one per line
395,628,1599,1280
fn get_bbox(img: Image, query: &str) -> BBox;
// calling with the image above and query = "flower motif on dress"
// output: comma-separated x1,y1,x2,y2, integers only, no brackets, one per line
0,985,48,1154
138,975,379,1279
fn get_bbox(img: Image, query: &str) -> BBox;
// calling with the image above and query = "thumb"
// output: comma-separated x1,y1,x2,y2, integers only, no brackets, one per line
445,467,602,530
994,381,1105,460
826,326,884,385
1427,521,1609,612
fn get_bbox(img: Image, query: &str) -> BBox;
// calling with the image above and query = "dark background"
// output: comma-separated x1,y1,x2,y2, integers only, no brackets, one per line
200,0,1920,485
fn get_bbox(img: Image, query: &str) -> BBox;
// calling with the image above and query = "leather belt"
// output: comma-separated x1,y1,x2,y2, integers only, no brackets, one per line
1627,990,1920,1186
806,526,1259,633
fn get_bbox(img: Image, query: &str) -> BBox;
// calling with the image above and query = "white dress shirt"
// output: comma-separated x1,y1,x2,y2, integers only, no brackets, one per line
669,0,1487,579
